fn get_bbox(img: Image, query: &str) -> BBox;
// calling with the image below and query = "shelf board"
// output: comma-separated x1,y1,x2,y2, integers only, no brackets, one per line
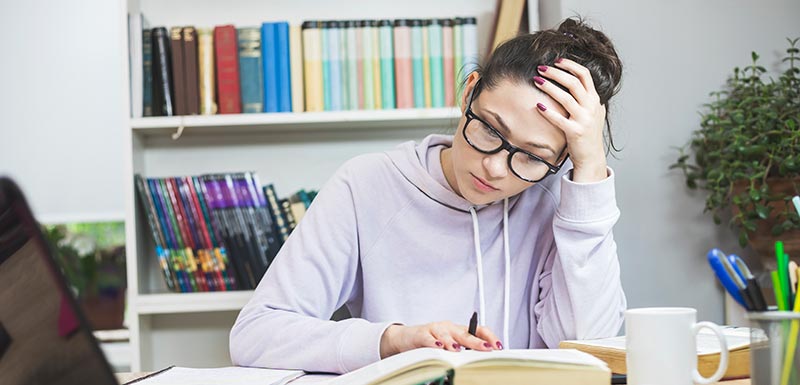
131,108,462,137
134,290,255,315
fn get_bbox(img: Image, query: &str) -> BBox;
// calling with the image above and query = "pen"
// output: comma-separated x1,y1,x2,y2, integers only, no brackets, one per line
728,254,768,311
468,311,478,347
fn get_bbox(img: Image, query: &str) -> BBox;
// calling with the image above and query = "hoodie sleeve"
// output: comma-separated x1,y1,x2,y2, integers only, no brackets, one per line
229,161,396,374
532,167,627,348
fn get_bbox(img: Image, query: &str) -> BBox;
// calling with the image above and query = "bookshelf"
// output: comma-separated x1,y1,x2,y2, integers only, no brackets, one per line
121,0,501,371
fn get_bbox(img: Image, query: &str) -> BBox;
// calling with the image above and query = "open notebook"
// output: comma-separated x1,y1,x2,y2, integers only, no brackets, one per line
323,348,611,385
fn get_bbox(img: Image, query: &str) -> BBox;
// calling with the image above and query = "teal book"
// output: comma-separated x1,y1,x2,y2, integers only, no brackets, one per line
410,19,425,108
238,27,263,113
275,22,292,112
262,22,279,113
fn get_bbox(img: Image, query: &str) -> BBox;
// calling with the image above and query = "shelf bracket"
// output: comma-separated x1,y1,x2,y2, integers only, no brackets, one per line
171,125,185,140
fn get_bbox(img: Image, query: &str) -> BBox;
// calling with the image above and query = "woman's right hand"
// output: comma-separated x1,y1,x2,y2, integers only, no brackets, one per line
379,321,503,358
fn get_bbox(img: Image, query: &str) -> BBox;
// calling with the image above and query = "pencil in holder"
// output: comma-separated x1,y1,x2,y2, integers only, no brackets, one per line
748,311,800,385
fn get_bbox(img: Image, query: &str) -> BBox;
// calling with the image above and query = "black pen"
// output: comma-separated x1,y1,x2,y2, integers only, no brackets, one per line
467,311,478,350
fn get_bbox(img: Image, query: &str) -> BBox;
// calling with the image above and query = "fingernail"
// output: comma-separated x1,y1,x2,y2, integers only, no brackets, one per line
537,102,547,112
537,65,548,72
435,340,443,347
483,342,492,349
452,343,461,350
533,76,546,85
555,57,563,63
496,341,504,350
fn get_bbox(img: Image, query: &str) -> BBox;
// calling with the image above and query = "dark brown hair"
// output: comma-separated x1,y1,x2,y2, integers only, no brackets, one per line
470,17,623,152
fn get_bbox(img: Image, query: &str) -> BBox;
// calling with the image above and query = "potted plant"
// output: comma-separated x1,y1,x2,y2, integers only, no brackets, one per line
43,222,127,330
671,38,800,260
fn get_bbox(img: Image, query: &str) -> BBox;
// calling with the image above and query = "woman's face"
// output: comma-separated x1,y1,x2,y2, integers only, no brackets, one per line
448,73,569,205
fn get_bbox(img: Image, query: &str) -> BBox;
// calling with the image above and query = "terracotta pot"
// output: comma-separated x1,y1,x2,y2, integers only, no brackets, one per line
731,178,800,267
79,289,125,331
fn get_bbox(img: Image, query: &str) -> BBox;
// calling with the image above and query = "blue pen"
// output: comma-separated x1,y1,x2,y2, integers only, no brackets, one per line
707,248,748,308
727,253,768,311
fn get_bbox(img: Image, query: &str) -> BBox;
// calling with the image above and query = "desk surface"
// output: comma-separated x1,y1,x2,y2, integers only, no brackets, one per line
116,372,752,385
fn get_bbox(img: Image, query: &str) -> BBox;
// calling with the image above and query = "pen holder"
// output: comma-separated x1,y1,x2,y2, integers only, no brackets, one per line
747,311,800,385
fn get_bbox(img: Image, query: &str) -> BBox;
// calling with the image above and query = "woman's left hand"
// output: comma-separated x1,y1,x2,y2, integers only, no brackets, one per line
533,58,608,183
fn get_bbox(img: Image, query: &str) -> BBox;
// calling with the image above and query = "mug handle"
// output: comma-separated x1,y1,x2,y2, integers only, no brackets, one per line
691,321,729,384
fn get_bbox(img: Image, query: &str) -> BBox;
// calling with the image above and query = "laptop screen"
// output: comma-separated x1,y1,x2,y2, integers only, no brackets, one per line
0,178,117,384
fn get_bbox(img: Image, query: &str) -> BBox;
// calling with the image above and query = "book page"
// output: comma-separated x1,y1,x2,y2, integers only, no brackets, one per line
129,366,305,385
562,326,751,355
444,349,609,369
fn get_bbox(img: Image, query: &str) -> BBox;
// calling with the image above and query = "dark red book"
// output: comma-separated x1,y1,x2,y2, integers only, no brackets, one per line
214,25,242,114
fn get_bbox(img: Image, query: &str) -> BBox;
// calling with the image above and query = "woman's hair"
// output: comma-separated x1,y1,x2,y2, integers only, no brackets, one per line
469,17,623,152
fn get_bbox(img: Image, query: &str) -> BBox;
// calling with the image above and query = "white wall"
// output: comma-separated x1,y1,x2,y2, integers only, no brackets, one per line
541,0,800,323
0,0,126,224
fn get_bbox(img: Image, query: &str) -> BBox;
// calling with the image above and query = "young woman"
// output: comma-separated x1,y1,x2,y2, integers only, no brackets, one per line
230,17,626,374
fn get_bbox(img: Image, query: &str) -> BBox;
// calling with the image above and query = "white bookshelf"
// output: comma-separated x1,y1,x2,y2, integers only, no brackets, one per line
121,0,500,371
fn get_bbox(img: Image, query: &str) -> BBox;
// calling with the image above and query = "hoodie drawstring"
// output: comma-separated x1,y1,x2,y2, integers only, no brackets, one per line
468,197,511,346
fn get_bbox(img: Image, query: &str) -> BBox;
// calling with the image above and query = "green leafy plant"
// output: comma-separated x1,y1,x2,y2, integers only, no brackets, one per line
671,38,800,248
43,221,126,298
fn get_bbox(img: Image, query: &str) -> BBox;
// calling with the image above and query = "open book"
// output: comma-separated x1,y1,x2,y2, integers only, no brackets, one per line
324,348,611,385
123,366,305,385
558,326,751,380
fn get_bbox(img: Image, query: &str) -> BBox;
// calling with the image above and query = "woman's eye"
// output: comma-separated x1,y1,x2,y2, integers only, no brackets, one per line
481,123,500,137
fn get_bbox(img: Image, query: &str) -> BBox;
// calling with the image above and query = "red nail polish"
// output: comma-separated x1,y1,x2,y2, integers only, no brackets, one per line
496,341,504,350
537,103,547,112
555,57,563,63
452,343,461,350
435,341,443,347
483,342,492,348
537,65,548,72
533,76,545,85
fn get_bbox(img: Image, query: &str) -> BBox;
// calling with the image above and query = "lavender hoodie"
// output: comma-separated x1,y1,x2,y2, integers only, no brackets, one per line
230,134,626,373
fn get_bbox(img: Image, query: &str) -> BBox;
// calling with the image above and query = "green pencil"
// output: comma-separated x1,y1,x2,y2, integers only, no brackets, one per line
773,270,787,310
777,241,791,309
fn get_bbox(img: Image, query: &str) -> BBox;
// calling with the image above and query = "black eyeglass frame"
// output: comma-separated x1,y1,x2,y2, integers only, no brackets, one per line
461,80,570,183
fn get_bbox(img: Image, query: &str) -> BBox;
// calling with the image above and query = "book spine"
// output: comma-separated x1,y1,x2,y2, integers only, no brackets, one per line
327,21,342,111
370,21,381,109
261,22,279,113
378,20,395,109
289,24,304,112
452,18,463,86
361,21,375,110
275,22,292,112
238,27,264,113
148,178,189,292
302,21,323,112
204,175,256,289
225,174,270,279
410,20,424,108
135,175,176,292
165,178,207,291
183,27,200,115
196,176,237,290
160,178,199,292
340,22,350,110
198,28,217,115
441,19,454,107
462,17,478,77
344,21,359,111
152,27,174,116
215,25,242,114
355,20,365,109
280,198,298,232
394,20,414,108
175,177,216,291
142,27,154,116
187,176,230,290
263,184,290,243
429,20,444,108
421,20,432,108
321,21,331,110
170,27,187,116
243,172,282,263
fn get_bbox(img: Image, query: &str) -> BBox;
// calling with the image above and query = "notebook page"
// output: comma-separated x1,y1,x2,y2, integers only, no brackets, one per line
130,366,304,385
563,326,751,354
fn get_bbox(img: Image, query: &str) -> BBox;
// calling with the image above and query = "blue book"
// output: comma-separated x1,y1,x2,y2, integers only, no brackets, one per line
274,22,292,112
261,22,279,113
327,21,342,111
237,27,264,113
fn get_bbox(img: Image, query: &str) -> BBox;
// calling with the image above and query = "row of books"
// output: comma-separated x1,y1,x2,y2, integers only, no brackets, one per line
134,173,317,292
128,16,479,118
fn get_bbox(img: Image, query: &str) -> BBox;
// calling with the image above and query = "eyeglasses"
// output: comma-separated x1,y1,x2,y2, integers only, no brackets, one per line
462,80,569,183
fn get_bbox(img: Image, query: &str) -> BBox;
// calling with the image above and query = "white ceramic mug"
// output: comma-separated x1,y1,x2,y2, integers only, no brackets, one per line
625,307,729,385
